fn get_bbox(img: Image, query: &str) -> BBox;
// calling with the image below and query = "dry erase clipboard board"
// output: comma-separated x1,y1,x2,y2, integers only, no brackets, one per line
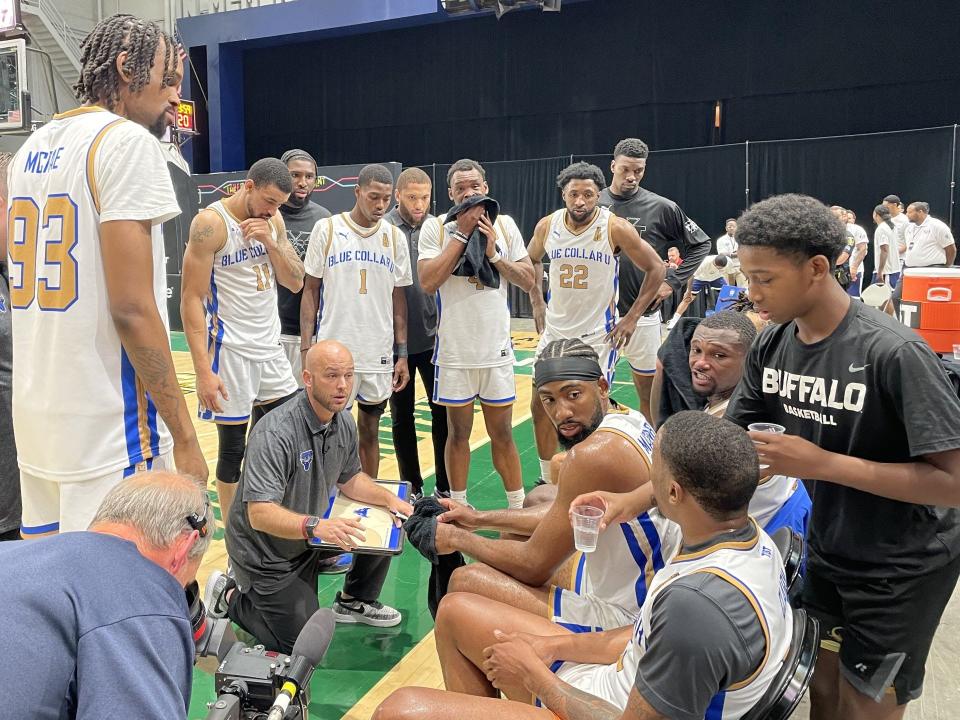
307,479,410,555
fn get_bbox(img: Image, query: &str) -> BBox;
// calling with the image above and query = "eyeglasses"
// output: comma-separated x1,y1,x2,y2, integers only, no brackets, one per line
186,498,211,538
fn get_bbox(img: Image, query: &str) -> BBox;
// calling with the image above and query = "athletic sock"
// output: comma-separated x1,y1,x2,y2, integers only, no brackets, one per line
506,488,526,509
539,458,553,484
450,489,468,505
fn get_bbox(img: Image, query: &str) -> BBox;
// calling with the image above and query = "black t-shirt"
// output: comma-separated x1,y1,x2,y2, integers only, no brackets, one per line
726,300,960,579
277,200,332,336
599,186,710,314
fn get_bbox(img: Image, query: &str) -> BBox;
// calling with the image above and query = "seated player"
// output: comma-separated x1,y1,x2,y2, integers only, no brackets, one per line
374,412,792,720
434,339,681,631
652,310,811,537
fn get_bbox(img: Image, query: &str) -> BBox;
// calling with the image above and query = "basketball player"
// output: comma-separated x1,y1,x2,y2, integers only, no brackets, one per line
8,14,206,536
300,164,412,478
181,158,304,523
599,138,711,422
277,149,331,386
374,412,791,720
728,194,960,720
418,159,536,509
527,162,664,484
434,340,680,632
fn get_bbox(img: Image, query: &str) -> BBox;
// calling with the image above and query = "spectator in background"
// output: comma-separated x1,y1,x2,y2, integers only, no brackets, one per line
0,152,17,541
667,254,740,328
666,246,683,268
871,205,902,288
892,201,957,311
830,206,855,290
845,209,870,298
716,218,738,256
883,194,909,268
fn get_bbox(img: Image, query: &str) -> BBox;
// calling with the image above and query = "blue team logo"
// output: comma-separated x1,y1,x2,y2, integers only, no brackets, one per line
299,450,313,471
354,507,370,519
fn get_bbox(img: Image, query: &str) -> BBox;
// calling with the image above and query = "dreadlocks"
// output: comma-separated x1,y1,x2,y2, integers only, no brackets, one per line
74,14,175,111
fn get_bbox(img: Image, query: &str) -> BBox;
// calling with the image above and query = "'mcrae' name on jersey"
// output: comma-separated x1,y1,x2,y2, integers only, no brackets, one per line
327,249,396,271
762,367,866,426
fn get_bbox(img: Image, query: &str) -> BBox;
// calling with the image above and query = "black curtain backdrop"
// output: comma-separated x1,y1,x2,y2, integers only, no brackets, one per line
241,0,960,168
750,127,957,280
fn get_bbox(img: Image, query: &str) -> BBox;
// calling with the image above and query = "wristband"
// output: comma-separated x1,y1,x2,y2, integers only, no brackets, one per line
452,230,469,244
489,252,502,264
301,515,310,539
394,342,408,358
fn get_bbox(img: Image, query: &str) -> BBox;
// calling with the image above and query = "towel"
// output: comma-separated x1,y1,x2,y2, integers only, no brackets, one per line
445,194,501,289
403,496,466,618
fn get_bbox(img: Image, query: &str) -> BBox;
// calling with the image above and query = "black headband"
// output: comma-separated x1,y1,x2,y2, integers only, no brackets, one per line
281,148,317,168
534,356,603,387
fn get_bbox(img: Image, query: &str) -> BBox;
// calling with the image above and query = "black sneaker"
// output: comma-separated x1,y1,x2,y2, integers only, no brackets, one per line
432,488,451,500
318,553,353,575
409,490,424,504
332,591,401,627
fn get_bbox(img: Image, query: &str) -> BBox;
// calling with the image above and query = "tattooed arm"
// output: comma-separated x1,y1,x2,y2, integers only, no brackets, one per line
535,680,665,720
101,218,207,483
265,212,305,291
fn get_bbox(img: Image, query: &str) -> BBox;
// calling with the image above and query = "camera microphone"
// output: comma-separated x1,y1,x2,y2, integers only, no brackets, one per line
265,609,335,720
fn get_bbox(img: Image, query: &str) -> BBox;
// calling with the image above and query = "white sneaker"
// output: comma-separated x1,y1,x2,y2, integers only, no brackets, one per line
332,592,401,627
203,569,234,619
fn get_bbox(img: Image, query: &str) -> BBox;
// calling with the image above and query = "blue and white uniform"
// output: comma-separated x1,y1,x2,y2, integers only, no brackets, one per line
548,522,793,717
550,407,682,631
303,212,412,405
535,207,620,383
200,200,297,423
9,107,179,533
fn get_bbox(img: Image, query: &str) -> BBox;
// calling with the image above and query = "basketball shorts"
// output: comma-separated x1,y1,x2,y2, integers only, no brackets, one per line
347,371,393,408
199,346,298,424
802,551,960,704
691,277,725,294
432,364,516,407
280,334,304,389
547,584,635,633
20,453,173,536
621,314,662,375
536,328,617,385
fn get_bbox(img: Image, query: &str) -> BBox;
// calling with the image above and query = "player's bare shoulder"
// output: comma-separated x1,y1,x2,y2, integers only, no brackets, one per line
188,207,226,253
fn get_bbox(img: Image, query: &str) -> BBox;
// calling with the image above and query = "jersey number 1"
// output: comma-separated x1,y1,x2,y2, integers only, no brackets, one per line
9,195,80,311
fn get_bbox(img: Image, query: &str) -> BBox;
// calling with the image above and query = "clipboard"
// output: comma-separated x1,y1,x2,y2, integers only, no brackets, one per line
307,479,410,556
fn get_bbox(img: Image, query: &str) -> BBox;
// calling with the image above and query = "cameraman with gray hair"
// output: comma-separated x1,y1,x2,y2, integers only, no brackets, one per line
0,471,214,719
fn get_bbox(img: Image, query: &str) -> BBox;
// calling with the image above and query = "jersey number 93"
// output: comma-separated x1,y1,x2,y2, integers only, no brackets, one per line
8,194,80,311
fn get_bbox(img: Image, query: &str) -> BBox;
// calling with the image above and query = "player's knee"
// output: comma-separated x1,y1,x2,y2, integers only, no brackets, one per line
216,423,248,483
372,688,426,720
524,483,557,508
447,415,472,443
447,563,495,596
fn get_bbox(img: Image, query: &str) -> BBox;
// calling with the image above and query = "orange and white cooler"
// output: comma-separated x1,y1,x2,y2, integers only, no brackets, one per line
899,268,960,353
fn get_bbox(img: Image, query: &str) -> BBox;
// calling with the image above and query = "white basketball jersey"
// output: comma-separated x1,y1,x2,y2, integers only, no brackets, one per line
707,399,798,530
584,408,683,618
544,207,619,339
303,213,412,373
610,523,792,718
206,201,283,361
418,213,528,369
8,107,180,480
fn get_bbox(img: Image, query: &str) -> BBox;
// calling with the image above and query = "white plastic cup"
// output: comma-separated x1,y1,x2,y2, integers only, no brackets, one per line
953,344,960,361
571,505,605,552
748,422,786,470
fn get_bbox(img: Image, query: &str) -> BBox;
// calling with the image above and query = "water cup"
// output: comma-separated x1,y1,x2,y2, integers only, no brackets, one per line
748,422,786,470
953,344,960,361
572,505,605,552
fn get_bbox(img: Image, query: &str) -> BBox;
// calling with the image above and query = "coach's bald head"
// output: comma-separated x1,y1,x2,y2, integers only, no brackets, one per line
303,341,355,420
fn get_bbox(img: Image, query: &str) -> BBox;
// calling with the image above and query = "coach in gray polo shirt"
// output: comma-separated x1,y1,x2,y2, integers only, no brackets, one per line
214,340,414,654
